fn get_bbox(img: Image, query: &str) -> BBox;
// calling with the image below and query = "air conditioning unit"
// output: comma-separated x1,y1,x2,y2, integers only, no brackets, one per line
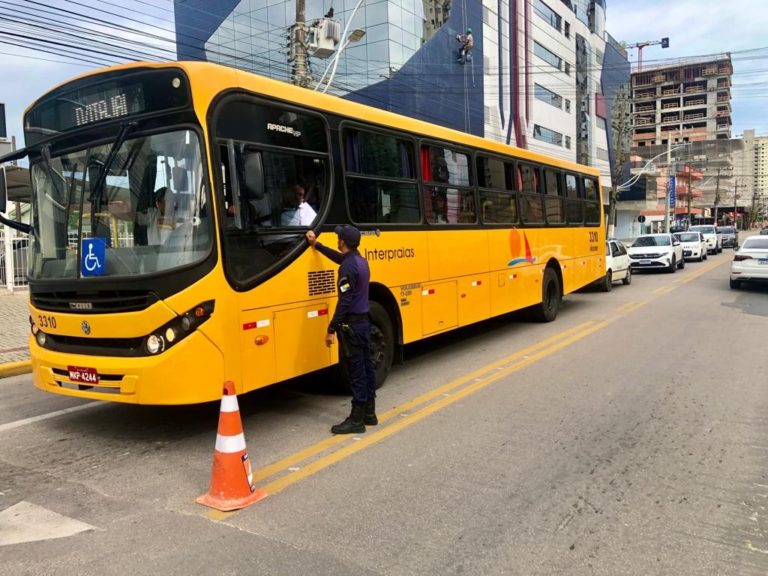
308,18,341,58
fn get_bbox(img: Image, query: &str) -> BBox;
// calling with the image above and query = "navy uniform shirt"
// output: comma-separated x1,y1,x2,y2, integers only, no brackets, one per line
314,243,370,334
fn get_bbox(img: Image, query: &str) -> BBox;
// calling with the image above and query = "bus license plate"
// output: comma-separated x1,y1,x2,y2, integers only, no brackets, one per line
67,366,100,384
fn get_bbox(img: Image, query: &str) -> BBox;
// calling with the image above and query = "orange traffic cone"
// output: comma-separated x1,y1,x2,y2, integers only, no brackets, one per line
197,382,267,511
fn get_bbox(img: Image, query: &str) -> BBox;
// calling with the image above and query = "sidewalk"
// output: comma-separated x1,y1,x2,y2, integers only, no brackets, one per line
0,290,32,377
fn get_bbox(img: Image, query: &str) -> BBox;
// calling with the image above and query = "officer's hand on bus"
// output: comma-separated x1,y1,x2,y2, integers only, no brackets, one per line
305,230,317,246
325,332,334,347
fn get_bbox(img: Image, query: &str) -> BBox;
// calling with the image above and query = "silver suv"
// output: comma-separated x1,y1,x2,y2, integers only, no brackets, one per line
689,225,722,254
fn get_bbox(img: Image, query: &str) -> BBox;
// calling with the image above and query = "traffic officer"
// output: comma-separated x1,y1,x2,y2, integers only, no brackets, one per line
305,226,377,434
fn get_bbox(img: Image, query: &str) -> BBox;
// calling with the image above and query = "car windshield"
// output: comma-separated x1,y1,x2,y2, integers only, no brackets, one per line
719,227,736,234
632,236,670,247
678,233,699,242
691,225,715,234
742,238,768,250
27,129,211,280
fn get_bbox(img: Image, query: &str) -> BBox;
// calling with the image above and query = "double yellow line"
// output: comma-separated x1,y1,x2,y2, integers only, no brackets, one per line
206,320,609,520
206,259,728,520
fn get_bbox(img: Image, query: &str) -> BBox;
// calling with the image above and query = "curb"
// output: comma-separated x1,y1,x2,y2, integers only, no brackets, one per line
0,360,32,379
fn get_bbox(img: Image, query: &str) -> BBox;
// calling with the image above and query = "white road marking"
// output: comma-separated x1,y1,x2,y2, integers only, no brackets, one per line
0,501,97,546
0,401,101,433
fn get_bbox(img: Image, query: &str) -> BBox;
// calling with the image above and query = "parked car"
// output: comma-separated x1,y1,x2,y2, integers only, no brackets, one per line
597,239,632,291
760,227,768,235
689,225,722,254
730,236,768,289
674,231,708,262
628,233,684,273
718,226,739,248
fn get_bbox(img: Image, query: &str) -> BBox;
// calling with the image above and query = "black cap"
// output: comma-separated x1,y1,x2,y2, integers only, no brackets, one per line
334,225,361,248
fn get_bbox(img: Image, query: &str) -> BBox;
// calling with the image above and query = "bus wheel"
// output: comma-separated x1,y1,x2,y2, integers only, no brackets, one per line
369,301,395,388
531,268,561,323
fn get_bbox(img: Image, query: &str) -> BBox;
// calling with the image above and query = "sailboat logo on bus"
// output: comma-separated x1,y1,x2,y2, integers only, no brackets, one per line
507,230,536,267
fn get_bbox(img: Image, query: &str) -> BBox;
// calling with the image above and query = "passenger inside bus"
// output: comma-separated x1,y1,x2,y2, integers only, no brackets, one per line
148,187,173,245
432,191,448,224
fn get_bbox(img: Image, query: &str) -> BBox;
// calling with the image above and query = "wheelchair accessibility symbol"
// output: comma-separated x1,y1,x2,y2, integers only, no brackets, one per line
81,238,106,277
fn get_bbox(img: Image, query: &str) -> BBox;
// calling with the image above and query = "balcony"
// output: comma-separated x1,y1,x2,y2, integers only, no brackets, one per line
717,124,729,131
635,104,656,113
684,83,706,94
683,98,706,107
636,117,654,126
634,89,656,100
661,87,680,96
661,113,680,123
683,112,706,121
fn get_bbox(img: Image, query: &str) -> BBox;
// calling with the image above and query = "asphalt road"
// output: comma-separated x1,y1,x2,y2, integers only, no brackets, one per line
1,248,767,576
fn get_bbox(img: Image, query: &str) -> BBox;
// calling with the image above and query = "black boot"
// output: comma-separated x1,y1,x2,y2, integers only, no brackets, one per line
364,399,378,426
331,403,366,434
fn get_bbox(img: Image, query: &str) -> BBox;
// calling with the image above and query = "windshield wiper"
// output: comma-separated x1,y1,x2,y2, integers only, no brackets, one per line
89,121,136,237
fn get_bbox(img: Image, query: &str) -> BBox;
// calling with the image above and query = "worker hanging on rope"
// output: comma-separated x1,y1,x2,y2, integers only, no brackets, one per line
456,27,474,64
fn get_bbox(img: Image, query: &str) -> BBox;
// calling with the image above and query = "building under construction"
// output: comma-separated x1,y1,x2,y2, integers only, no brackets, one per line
631,53,733,147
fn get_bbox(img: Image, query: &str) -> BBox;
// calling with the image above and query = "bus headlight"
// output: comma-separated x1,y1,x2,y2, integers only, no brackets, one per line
146,334,164,355
35,331,47,347
142,300,214,356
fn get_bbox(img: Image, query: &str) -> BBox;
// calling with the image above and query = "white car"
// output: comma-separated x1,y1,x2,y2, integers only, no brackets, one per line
628,233,684,273
730,235,768,289
674,231,708,262
689,225,722,254
598,239,632,291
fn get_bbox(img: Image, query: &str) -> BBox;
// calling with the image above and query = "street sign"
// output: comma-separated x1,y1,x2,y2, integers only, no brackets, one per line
668,176,676,209
638,215,646,223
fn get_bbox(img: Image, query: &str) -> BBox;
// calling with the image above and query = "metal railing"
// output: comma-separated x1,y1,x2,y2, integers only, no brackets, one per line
1,229,29,291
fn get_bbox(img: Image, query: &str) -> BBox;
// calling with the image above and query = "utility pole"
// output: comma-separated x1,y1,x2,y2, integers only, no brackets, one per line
713,167,721,225
290,0,312,87
732,179,741,228
608,83,632,238
664,139,672,233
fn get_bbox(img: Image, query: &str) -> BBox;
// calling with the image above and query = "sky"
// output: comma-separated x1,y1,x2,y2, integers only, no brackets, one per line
1,0,768,150
606,0,768,137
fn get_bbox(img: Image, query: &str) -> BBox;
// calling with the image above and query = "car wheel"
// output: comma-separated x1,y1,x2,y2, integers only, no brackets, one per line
622,267,632,285
600,270,613,292
678,256,685,269
668,256,676,273
729,278,741,289
718,245,722,253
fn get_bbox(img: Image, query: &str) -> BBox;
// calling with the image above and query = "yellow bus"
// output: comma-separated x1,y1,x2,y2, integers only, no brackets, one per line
0,62,605,405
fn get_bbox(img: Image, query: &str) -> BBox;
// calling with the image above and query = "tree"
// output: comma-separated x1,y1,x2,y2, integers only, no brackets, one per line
608,84,633,237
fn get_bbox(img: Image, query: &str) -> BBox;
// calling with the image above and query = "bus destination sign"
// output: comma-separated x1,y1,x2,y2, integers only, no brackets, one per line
74,88,142,127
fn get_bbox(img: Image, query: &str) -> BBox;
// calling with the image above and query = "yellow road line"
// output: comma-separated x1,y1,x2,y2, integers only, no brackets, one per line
247,321,596,485
259,321,609,497
678,259,726,284
619,301,647,314
205,257,725,513
615,302,641,313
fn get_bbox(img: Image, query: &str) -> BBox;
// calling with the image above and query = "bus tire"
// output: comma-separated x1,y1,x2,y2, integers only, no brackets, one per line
334,301,394,392
530,268,561,323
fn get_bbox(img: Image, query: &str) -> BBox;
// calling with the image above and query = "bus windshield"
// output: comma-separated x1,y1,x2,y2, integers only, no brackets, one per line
28,129,211,280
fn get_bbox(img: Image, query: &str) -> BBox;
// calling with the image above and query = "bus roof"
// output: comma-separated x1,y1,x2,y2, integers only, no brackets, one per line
26,60,600,178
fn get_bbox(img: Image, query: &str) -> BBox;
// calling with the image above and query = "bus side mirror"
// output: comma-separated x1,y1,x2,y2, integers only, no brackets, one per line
0,166,7,214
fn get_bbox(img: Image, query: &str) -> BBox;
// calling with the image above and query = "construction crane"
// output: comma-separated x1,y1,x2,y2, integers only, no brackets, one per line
625,37,669,71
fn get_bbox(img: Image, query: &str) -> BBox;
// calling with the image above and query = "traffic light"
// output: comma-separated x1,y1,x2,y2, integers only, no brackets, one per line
661,37,670,49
